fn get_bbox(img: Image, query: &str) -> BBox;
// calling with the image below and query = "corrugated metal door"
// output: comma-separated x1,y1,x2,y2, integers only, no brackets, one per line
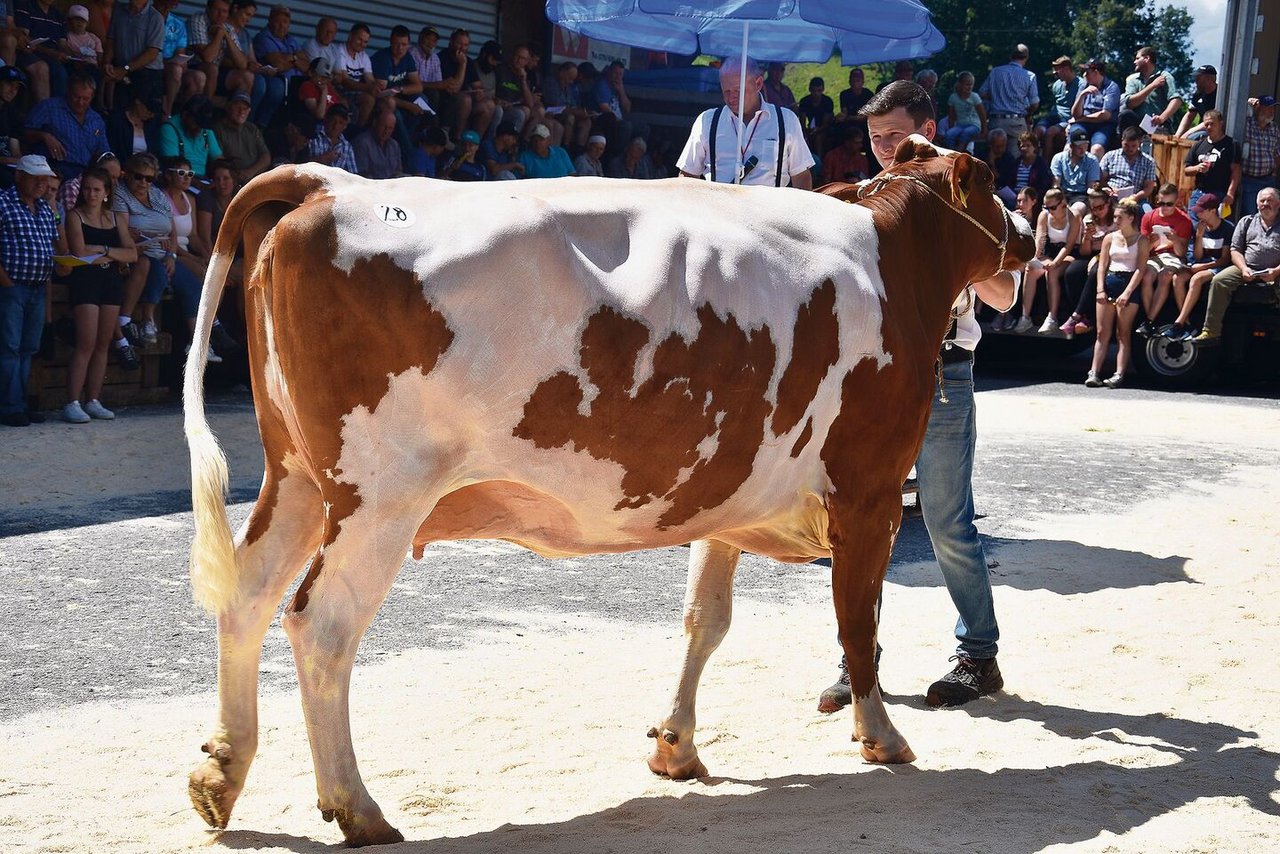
172,0,498,56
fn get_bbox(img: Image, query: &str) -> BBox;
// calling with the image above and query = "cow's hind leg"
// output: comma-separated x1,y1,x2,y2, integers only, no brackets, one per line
282,510,422,847
648,539,740,779
830,489,916,764
189,466,324,830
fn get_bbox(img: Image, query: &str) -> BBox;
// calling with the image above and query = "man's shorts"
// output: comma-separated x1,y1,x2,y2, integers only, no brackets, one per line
1146,252,1186,274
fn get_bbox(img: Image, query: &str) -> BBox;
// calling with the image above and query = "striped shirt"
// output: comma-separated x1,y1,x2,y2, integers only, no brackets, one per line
1242,116,1280,178
1099,148,1157,193
0,186,58,285
410,45,441,84
308,132,358,174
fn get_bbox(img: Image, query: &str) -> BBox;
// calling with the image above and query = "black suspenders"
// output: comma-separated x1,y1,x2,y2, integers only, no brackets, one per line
708,104,786,187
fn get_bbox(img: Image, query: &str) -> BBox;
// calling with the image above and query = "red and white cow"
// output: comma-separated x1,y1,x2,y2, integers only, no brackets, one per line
184,138,1033,846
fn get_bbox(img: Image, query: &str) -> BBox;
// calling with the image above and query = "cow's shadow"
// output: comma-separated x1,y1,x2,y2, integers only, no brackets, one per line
214,695,1279,853
806,516,1193,596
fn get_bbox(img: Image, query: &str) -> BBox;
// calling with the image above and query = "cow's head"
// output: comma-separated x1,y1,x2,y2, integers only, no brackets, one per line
876,135,1035,282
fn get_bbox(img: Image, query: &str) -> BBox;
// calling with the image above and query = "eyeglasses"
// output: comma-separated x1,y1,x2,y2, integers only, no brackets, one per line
131,172,156,182
1158,201,1176,207
167,168,195,177
1045,202,1062,211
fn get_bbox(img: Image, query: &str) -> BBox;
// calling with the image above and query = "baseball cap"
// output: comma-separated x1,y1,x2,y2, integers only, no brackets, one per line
460,129,481,144
1191,193,1219,213
494,122,519,138
1194,64,1217,76
16,154,56,177
309,56,333,78
530,124,551,139
1257,95,1277,108
0,66,26,86
1069,129,1089,145
67,4,89,20
1079,58,1105,72
420,25,439,38
1051,55,1072,68
229,91,252,105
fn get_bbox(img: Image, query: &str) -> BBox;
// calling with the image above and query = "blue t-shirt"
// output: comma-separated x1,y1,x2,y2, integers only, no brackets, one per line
407,148,438,178
253,29,303,78
370,49,416,91
518,145,574,179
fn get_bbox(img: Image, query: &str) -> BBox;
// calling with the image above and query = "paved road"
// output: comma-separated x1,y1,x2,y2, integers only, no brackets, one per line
2,375,1276,723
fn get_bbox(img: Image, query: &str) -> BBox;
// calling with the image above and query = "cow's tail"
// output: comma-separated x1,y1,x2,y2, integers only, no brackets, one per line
183,165,334,612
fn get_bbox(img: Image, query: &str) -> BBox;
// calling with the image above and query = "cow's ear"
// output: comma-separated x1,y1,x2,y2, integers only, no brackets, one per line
950,152,991,208
892,135,937,164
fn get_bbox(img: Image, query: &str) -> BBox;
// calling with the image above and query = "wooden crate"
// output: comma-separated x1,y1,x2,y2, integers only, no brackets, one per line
1150,134,1198,205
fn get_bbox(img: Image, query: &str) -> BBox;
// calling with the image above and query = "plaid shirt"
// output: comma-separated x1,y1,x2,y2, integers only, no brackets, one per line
309,132,359,174
0,186,58,285
410,45,441,84
1100,148,1157,193
24,97,108,178
1242,115,1280,178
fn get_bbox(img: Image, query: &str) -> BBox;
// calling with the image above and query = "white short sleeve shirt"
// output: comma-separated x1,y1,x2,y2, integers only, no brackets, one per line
677,102,815,187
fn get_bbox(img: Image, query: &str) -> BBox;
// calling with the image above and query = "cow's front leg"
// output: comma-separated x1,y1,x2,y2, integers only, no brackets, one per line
190,470,323,830
648,539,740,780
830,492,916,765
281,511,421,848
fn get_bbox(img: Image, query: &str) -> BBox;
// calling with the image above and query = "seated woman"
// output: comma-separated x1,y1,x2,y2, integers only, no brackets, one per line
1007,132,1053,199
943,71,985,152
61,165,137,423
1060,186,1118,337
1087,198,1150,388
1015,187,1080,334
992,187,1041,330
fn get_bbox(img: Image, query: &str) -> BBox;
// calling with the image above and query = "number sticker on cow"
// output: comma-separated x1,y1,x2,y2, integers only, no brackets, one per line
374,203,415,228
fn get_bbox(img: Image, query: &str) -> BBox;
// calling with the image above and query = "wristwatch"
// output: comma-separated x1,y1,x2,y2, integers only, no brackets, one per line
123,64,131,72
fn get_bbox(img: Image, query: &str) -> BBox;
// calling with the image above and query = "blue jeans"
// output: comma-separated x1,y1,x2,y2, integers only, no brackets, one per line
944,123,980,151
1239,174,1275,218
916,358,999,659
141,257,203,319
252,74,286,127
0,282,46,415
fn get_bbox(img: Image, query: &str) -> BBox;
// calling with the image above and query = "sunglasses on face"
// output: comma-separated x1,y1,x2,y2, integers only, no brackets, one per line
1158,201,1176,207
168,168,195,177
1045,202,1062,210
131,172,156,182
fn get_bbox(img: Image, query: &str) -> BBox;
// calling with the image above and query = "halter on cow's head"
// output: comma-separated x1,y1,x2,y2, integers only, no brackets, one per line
854,135,1036,284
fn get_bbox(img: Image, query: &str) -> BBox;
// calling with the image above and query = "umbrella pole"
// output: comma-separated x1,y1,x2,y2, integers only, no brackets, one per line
735,20,748,184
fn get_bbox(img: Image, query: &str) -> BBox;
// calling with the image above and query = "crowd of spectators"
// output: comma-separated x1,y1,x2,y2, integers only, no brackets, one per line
1,8,1278,421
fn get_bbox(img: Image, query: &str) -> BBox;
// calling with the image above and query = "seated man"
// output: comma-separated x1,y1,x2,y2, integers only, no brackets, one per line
333,22,381,128
1119,45,1181,137
406,125,447,178
1195,186,1280,343
517,123,572,178
542,60,589,152
1166,193,1234,340
1099,126,1158,204
440,129,486,181
480,121,523,179
103,0,165,105
352,108,401,179
306,102,357,173
1174,65,1217,140
213,90,268,183
14,0,66,102
370,25,424,168
23,74,107,180
1069,58,1120,161
1038,56,1078,156
1138,182,1194,333
1050,128,1101,211
156,93,222,179
821,124,869,183
573,133,605,177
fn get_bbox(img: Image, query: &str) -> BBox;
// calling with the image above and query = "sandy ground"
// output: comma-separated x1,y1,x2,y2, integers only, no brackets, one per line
2,390,1279,853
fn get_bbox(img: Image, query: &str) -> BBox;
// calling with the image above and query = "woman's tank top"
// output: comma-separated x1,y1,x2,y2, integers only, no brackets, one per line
1047,213,1071,244
1108,232,1140,272
171,192,193,251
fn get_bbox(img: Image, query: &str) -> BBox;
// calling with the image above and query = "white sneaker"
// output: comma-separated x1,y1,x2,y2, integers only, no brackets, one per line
1038,315,1058,334
83,399,115,420
1012,316,1035,334
62,400,90,423
141,320,158,345
184,343,223,364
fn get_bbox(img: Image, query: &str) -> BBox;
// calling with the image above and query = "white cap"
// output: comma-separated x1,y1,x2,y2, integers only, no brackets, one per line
16,154,56,177
68,4,90,20
530,124,551,139
587,135,607,146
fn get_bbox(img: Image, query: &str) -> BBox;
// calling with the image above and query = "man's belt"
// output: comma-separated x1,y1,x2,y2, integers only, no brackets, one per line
940,343,974,364
990,112,1026,119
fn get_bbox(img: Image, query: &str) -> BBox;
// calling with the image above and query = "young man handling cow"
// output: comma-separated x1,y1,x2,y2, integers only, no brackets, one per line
819,81,1018,710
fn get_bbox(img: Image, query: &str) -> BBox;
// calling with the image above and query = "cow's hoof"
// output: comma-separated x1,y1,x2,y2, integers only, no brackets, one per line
189,753,240,830
646,727,708,779
321,803,404,847
857,736,916,764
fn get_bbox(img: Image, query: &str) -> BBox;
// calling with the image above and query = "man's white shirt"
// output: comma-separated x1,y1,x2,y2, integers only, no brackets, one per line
677,102,815,187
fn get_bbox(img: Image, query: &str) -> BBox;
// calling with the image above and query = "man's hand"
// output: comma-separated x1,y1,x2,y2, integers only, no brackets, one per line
1082,84,1099,96
43,133,65,161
